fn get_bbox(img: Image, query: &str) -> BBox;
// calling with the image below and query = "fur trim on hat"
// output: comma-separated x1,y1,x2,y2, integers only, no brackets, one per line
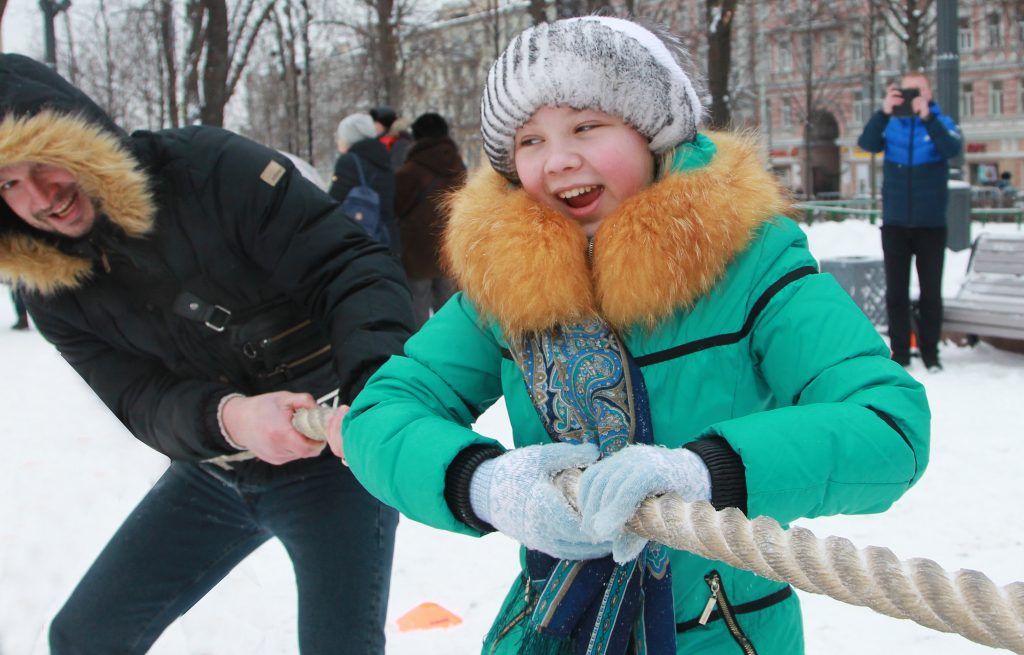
480,17,704,180
443,132,790,336
0,111,155,294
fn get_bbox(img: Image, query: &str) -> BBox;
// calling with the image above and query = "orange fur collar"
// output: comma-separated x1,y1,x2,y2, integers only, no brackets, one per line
0,111,155,295
443,132,789,336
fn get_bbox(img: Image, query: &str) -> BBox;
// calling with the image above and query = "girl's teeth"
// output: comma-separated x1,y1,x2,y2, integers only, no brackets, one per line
559,186,593,199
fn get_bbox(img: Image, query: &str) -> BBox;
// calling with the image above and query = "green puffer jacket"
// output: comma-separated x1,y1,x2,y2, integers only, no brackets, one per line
345,133,930,654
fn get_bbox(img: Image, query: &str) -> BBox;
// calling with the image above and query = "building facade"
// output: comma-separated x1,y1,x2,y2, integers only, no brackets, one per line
750,0,1024,197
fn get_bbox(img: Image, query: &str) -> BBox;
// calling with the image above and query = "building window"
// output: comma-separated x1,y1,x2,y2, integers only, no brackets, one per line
1019,79,1024,115
961,82,974,118
988,13,1003,48
823,31,839,66
853,90,872,125
990,81,1004,116
780,98,792,128
959,17,973,51
777,37,792,73
849,31,864,65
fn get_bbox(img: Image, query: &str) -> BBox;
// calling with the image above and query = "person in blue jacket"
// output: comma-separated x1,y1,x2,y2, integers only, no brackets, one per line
858,72,961,371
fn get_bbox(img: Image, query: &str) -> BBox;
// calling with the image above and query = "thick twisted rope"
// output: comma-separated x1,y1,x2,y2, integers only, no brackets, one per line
292,405,333,441
555,468,1024,653
291,411,1024,650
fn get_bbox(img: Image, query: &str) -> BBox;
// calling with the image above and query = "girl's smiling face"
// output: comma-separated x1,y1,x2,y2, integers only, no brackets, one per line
513,106,654,236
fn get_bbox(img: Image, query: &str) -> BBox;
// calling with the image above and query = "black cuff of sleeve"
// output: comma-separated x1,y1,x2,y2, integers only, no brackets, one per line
684,436,748,515
202,388,237,455
443,444,505,534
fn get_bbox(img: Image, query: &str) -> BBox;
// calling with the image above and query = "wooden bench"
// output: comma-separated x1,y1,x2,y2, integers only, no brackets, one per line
943,233,1024,344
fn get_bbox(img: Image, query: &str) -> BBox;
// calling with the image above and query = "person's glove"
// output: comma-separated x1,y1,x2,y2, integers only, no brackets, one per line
469,442,612,561
577,444,712,563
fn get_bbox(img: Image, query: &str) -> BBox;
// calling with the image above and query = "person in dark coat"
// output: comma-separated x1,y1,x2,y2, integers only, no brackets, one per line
857,72,961,371
370,105,413,170
395,113,466,327
329,112,400,254
0,54,414,654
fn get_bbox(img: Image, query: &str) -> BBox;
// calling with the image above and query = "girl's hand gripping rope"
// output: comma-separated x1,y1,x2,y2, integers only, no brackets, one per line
469,442,612,560
577,444,712,563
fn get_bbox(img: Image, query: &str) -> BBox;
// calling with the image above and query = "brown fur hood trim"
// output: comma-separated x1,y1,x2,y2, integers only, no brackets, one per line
0,111,155,294
443,132,789,336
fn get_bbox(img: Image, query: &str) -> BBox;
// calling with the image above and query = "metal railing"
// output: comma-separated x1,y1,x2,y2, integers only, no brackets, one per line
793,202,1022,228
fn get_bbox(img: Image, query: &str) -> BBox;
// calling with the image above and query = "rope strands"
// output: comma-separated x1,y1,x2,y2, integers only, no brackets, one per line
555,468,1024,653
291,406,334,442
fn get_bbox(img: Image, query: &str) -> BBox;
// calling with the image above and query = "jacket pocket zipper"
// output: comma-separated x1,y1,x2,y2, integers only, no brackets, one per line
702,570,758,655
261,319,312,347
244,320,313,360
258,344,331,378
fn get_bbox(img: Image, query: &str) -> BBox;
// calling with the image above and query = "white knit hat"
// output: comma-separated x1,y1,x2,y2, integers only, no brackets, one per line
480,16,705,181
336,113,377,146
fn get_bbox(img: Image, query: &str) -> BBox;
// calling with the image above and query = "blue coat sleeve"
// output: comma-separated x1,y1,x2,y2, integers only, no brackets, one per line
924,114,962,160
857,111,889,153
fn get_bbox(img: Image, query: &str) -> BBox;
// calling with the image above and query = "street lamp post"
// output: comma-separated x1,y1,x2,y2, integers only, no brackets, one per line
935,0,963,178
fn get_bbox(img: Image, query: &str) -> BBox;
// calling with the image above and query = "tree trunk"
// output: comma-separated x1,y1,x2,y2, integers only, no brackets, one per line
183,0,205,124
200,0,229,126
300,0,314,162
375,0,401,109
705,0,737,129
159,0,179,128
0,0,9,51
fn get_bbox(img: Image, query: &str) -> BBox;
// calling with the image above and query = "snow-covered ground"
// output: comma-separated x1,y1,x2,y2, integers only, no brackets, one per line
1,219,1021,655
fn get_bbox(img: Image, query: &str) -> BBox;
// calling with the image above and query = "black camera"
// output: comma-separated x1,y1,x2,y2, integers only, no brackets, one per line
892,88,920,117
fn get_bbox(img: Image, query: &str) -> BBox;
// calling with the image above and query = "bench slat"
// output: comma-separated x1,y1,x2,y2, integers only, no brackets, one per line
944,235,1024,340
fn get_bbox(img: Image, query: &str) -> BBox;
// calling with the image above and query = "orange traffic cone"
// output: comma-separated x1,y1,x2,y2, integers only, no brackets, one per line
396,602,463,632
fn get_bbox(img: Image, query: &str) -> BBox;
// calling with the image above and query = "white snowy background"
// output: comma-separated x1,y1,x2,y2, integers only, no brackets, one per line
1,218,1021,654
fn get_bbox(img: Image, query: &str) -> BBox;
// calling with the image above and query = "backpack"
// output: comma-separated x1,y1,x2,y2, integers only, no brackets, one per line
341,154,389,245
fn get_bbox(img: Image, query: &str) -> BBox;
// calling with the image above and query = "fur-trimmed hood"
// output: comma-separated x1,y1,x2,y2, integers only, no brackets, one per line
0,54,155,295
443,132,789,336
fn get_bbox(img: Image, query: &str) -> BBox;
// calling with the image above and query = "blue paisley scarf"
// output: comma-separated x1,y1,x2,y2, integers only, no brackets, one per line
502,318,676,655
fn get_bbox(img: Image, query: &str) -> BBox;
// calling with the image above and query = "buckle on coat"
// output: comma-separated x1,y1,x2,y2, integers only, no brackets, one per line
204,305,232,332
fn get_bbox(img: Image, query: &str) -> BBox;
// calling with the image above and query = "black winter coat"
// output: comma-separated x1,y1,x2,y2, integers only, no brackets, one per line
395,136,466,279
0,54,414,465
328,138,400,254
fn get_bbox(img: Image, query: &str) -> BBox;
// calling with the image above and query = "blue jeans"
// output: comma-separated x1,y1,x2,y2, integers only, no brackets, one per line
49,455,398,654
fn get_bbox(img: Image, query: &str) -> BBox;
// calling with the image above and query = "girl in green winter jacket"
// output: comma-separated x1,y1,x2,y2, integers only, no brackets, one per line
334,16,930,655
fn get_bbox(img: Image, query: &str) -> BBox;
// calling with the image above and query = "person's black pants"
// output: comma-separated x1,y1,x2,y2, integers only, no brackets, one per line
881,225,946,362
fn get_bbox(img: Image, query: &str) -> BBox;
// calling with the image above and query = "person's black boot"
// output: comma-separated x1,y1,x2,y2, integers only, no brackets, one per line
921,352,942,372
11,318,28,330
891,351,911,367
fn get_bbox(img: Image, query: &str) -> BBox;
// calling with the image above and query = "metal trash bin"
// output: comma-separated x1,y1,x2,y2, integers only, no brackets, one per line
947,179,971,252
820,256,887,326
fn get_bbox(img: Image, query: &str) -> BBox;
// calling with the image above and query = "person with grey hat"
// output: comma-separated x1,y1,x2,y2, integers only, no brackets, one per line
337,15,929,655
330,112,400,253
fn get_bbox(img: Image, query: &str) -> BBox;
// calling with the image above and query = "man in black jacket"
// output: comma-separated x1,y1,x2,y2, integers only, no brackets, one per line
0,55,413,654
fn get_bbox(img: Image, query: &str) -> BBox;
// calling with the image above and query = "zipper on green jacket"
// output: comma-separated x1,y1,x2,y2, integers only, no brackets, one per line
702,570,758,655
